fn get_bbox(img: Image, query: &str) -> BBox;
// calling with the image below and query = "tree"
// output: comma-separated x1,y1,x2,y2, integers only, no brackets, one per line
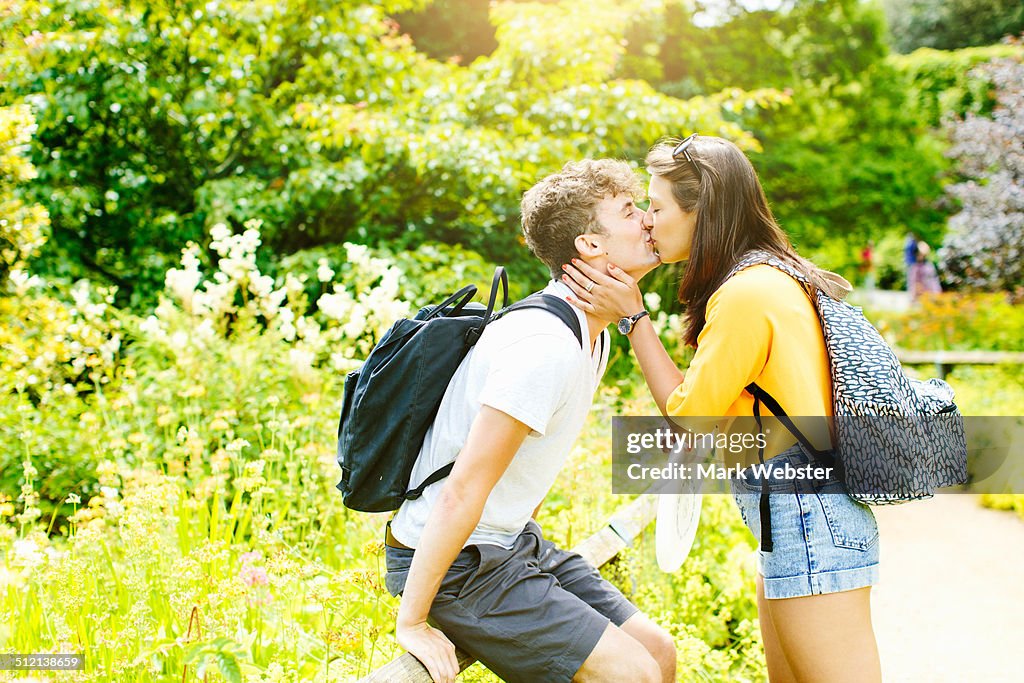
0,0,432,304
939,57,1024,296
883,0,1024,54
1,0,772,306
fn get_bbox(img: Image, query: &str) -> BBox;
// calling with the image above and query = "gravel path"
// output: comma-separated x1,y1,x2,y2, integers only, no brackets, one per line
871,495,1024,682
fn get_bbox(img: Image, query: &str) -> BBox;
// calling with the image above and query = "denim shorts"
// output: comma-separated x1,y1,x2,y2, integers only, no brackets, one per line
384,520,638,683
731,445,880,599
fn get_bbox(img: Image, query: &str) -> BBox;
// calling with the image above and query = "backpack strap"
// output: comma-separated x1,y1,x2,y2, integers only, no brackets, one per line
404,462,455,501
403,293,584,502
746,384,834,463
465,267,510,345
493,294,585,348
746,383,840,554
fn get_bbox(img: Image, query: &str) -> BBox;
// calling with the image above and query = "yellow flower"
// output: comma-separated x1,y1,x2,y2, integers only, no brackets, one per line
0,503,14,517
178,385,206,398
210,418,230,431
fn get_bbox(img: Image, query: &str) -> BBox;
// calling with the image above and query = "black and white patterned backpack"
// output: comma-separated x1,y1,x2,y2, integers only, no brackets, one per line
729,250,968,507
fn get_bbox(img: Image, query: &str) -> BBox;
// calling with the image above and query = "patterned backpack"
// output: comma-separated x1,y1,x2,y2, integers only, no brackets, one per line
729,250,968,510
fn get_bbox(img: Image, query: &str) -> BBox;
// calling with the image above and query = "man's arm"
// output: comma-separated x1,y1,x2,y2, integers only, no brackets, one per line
396,405,533,683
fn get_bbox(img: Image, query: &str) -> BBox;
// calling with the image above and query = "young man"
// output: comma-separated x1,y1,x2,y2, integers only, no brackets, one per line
385,159,676,683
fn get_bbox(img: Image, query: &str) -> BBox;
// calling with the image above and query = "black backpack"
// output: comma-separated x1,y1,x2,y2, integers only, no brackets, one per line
336,267,585,512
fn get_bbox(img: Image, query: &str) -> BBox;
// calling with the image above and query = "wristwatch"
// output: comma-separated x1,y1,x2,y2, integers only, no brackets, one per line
616,310,650,335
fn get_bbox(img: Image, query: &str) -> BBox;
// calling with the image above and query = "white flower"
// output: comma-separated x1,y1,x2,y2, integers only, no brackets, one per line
11,538,45,570
344,243,369,264
139,315,165,338
643,292,662,310
249,273,275,299
316,258,335,283
342,306,368,340
289,347,315,374
70,281,92,310
194,318,216,341
226,438,251,455
284,273,306,296
8,268,43,295
210,223,231,245
317,291,353,320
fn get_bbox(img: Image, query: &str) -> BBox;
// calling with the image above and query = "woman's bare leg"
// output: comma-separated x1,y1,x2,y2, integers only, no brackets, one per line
763,585,881,683
756,574,797,683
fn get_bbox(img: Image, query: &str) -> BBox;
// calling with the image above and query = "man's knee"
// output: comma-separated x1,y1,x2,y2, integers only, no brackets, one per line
636,651,663,683
649,625,677,672
574,623,661,683
620,613,677,679
576,654,659,683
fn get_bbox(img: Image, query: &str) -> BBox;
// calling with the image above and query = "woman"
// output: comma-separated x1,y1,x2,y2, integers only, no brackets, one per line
908,240,942,301
563,135,882,683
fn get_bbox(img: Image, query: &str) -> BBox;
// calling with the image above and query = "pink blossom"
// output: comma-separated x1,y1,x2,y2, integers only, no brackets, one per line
240,564,268,587
239,550,262,566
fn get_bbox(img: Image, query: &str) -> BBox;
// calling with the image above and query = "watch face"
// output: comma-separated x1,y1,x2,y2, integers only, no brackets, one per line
617,318,632,335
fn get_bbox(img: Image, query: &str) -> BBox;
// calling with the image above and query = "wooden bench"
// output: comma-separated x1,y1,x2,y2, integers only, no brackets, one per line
895,348,1024,379
358,496,659,683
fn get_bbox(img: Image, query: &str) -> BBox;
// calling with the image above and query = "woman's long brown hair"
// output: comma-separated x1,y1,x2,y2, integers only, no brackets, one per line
646,136,831,348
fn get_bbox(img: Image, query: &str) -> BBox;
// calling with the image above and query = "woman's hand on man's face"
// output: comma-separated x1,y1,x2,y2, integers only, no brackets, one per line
562,258,646,320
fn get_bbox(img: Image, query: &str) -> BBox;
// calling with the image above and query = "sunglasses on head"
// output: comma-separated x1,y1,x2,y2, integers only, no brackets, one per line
671,133,702,180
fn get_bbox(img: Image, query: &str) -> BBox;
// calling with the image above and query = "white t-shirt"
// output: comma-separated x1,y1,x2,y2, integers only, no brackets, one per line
390,281,609,549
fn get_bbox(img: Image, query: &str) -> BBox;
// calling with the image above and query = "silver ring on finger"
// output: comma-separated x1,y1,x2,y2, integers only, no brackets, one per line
585,280,595,293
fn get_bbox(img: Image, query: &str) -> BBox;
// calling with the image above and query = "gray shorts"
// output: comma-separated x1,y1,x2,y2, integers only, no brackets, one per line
384,520,639,683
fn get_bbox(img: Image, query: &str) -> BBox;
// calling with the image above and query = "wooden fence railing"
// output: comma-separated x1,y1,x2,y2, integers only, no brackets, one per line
358,496,658,683
895,348,1024,379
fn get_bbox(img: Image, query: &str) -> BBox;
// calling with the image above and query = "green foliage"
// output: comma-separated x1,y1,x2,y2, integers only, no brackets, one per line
890,44,1024,126
280,239,538,309
612,0,955,282
619,0,888,94
882,0,1024,53
0,104,49,287
0,279,127,523
869,292,1024,353
1,0,433,304
0,230,766,681
870,230,912,290
0,0,769,310
393,0,498,64
748,60,950,260
980,493,1024,520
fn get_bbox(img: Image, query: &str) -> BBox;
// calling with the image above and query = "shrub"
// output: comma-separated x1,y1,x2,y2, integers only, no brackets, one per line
0,104,48,288
939,57,1024,297
869,292,1024,352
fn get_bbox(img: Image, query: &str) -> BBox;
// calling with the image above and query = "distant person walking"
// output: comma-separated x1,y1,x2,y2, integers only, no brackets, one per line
908,241,942,302
860,240,876,290
903,232,918,291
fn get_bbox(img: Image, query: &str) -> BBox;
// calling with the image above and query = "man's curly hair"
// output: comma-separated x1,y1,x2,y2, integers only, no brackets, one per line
521,159,643,279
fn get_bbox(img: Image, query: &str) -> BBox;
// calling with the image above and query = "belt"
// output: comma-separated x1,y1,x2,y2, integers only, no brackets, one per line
385,523,413,551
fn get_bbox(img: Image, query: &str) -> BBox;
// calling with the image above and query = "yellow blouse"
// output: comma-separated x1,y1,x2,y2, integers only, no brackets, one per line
666,264,833,460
